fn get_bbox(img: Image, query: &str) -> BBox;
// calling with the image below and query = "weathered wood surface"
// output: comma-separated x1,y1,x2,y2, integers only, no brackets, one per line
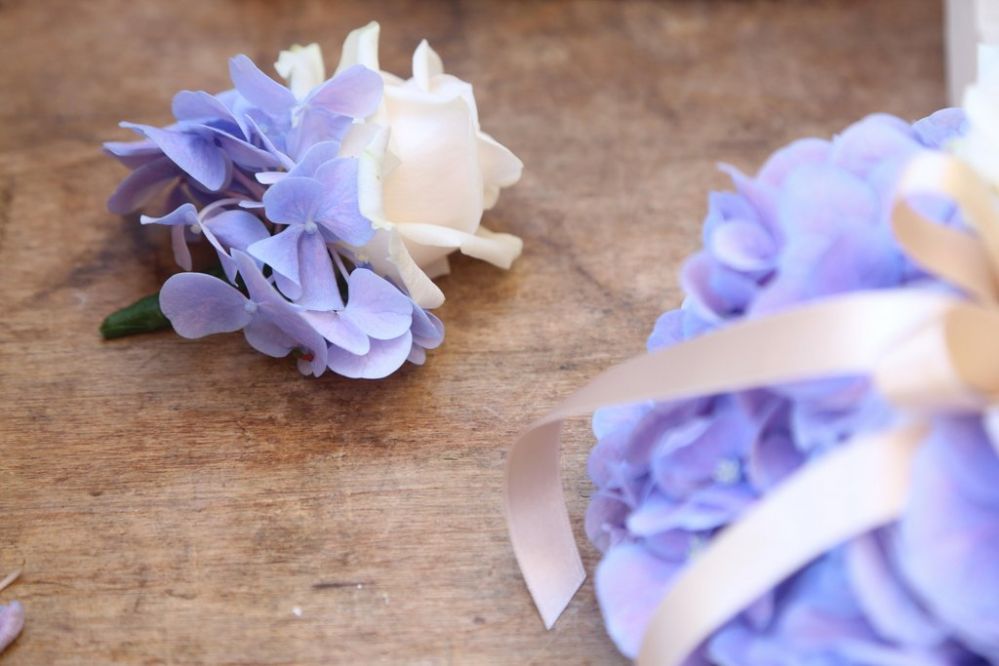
0,1,945,663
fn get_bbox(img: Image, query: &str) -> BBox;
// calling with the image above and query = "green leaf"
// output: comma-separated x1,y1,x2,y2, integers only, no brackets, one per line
100,292,171,340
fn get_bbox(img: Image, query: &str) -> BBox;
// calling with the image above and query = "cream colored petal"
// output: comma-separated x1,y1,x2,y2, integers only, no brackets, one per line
381,92,484,236
353,123,392,229
340,121,381,158
428,74,479,126
343,122,401,175
397,223,522,270
478,131,523,209
336,21,380,74
345,123,443,307
412,39,444,91
275,43,326,100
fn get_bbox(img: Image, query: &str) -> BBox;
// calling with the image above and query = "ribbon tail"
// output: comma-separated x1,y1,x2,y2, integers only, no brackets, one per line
505,420,585,628
637,422,927,666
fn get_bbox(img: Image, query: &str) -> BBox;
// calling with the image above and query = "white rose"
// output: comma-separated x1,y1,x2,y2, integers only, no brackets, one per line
275,23,524,309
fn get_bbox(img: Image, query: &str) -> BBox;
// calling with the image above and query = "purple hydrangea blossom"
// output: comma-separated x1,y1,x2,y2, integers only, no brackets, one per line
107,51,442,378
0,601,23,654
588,109,999,663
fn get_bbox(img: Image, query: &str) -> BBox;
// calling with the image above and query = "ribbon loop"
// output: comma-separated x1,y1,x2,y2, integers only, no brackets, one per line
895,152,999,297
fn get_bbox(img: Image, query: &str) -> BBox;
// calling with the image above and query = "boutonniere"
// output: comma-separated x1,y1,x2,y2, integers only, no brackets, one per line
102,22,522,379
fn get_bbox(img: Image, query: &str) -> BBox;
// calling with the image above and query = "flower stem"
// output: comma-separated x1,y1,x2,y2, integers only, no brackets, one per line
100,265,228,340
99,292,170,340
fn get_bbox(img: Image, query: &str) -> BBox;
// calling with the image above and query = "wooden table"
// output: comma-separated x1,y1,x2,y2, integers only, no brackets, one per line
0,1,946,663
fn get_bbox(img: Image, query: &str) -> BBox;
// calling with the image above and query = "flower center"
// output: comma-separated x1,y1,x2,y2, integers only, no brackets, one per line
713,458,741,485
189,223,203,235
304,220,318,234
244,300,259,314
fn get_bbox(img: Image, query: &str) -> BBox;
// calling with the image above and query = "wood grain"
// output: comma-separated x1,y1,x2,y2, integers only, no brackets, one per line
0,1,945,663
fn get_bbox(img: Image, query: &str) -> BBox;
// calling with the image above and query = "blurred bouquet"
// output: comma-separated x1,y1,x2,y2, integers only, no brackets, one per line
507,83,999,663
102,22,522,379
588,108,990,664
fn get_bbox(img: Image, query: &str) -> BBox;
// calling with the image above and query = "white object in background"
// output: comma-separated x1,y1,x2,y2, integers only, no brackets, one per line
946,0,999,105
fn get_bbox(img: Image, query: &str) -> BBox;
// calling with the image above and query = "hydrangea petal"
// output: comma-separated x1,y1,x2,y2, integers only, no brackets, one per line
228,54,296,117
170,224,193,272
288,140,345,178
103,138,161,169
410,305,444,349
586,492,631,553
233,250,284,306
121,123,229,191
709,220,778,272
247,226,304,286
342,268,412,339
830,114,921,178
897,419,999,654
777,163,879,237
107,156,178,214
680,252,757,322
243,316,297,358
756,137,832,187
327,331,412,379
596,544,680,659
140,202,198,228
0,602,24,653
305,64,383,119
262,176,323,226
258,301,329,377
204,209,270,254
286,108,353,160
160,272,251,338
172,89,251,138
407,345,426,365
301,311,369,355
846,534,948,648
312,158,373,245
192,125,282,169
295,231,342,310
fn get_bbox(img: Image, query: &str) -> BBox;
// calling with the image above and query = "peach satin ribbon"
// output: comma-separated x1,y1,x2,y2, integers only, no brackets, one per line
504,152,999,664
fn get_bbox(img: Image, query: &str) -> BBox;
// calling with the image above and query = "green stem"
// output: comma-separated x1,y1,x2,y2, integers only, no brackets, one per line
100,292,171,340
100,265,229,340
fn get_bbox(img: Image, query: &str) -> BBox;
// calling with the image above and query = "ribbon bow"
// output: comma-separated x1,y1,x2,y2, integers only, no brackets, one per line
504,152,999,665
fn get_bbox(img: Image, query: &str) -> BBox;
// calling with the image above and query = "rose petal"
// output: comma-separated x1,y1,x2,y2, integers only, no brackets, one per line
335,21,381,75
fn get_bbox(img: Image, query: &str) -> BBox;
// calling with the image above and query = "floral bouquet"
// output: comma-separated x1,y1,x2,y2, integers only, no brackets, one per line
102,22,523,379
506,74,999,665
